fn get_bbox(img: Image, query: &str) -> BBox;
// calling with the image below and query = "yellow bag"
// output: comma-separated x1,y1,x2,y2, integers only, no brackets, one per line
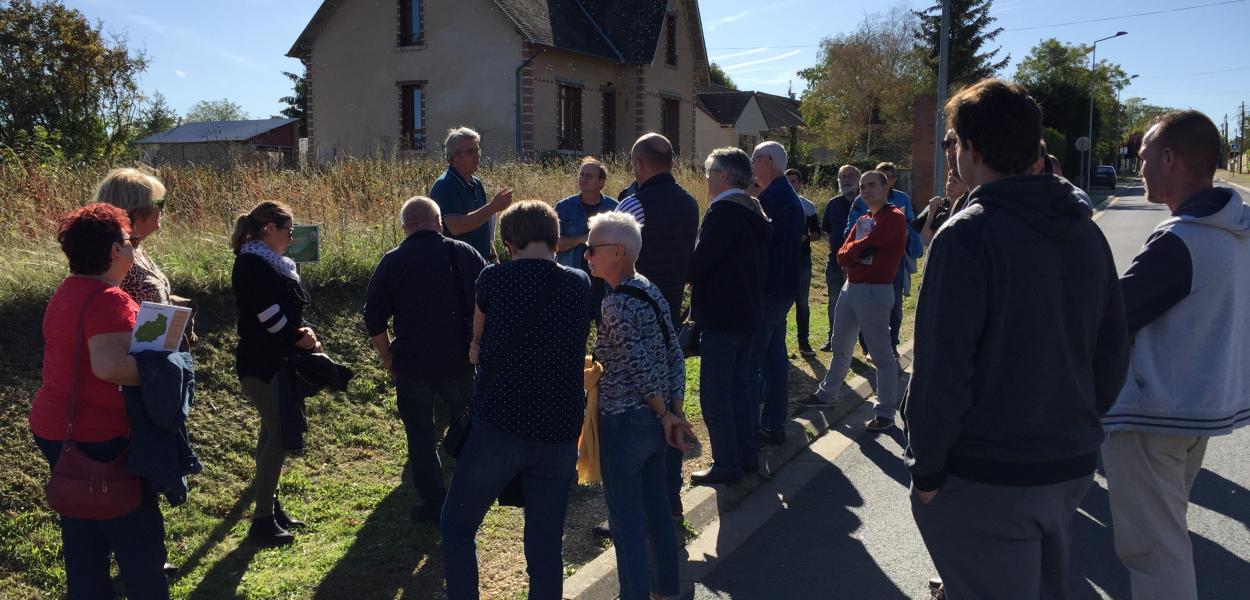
577,356,604,484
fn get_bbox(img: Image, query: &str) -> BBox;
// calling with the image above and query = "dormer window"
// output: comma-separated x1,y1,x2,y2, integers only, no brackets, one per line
665,13,677,66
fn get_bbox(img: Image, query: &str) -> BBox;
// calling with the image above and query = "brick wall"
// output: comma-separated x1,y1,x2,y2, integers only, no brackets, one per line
911,94,938,202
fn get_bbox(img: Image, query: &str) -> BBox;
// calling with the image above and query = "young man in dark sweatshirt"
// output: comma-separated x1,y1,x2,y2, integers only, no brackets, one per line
903,79,1129,599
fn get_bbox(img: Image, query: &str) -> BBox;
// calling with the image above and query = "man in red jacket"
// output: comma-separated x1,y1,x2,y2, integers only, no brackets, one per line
803,170,906,431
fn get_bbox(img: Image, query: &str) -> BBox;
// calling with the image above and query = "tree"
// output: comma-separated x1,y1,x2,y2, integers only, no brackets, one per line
798,5,926,162
914,0,1009,87
708,62,737,90
184,98,250,123
136,91,179,139
1014,38,1129,173
278,70,307,137
0,0,149,162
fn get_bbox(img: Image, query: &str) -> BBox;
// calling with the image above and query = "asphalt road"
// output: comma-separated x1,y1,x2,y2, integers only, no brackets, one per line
690,182,1250,599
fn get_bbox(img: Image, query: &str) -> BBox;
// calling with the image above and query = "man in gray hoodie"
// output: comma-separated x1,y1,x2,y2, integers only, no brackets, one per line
1101,110,1250,600
903,79,1129,598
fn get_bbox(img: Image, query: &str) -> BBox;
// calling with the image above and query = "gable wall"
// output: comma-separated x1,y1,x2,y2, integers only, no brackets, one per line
307,0,521,161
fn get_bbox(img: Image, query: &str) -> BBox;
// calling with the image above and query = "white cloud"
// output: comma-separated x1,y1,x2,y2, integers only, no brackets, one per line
706,10,750,31
175,69,187,78
724,50,803,71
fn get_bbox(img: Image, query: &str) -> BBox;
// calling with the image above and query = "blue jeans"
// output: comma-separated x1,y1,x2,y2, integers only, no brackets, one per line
795,260,813,345
752,292,796,432
395,373,472,506
698,328,757,476
891,266,906,350
440,418,578,600
34,435,170,600
600,408,680,599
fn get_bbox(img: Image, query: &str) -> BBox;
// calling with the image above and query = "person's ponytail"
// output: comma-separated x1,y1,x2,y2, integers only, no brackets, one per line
230,213,254,255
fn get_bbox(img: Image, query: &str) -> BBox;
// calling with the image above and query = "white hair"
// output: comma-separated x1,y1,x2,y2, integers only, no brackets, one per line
588,211,642,259
444,127,481,162
752,141,788,172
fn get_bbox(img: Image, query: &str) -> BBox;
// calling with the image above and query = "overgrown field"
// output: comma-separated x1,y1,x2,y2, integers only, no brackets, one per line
0,158,912,599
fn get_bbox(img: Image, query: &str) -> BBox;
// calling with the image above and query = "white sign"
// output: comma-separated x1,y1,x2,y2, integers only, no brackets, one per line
1075,137,1091,152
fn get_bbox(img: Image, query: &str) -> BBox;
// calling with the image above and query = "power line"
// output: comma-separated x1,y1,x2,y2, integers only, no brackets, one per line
709,45,818,50
1003,0,1246,32
1138,66,1250,79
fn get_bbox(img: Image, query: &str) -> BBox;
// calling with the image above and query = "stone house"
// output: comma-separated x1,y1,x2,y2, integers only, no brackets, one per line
694,85,803,161
287,0,711,163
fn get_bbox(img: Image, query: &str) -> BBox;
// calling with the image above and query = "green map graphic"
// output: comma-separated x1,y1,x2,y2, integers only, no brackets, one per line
135,313,168,342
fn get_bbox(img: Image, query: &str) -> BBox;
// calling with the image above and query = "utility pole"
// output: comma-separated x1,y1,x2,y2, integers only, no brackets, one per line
1240,102,1246,174
933,0,951,197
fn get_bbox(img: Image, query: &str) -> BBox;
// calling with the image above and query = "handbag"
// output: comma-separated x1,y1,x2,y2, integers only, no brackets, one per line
677,307,701,358
45,286,142,520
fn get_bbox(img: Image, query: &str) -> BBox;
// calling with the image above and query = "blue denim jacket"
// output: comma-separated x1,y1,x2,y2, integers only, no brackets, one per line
554,193,618,270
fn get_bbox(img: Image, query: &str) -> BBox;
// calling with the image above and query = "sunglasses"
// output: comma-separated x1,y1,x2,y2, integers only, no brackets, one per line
151,197,167,209
585,243,621,256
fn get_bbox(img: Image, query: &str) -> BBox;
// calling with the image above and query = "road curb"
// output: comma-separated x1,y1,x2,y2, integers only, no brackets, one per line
562,340,916,600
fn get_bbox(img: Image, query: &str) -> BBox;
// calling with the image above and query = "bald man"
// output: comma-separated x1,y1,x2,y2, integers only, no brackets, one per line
363,196,488,524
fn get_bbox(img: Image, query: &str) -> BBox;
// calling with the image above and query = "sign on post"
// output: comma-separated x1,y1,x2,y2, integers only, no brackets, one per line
1075,137,1092,152
286,224,321,264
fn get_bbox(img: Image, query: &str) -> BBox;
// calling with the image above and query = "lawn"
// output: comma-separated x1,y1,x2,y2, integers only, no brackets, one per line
0,157,917,599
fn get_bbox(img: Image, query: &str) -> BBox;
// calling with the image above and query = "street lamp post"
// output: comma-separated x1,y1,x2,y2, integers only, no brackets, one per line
1085,31,1127,189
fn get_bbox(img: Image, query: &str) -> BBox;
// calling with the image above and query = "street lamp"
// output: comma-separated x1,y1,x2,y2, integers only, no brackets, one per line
1085,31,1127,189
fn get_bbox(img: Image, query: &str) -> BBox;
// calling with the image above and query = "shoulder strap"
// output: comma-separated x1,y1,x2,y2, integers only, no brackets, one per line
481,263,563,384
613,285,672,350
66,284,111,442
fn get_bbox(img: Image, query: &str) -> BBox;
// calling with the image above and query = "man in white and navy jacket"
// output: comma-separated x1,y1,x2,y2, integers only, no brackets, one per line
1102,110,1250,600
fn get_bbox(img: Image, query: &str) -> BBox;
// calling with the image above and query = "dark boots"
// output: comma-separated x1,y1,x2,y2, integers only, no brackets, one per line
247,515,294,546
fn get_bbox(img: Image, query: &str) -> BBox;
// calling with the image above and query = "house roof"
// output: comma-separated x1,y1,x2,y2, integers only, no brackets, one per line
695,88,803,130
288,0,694,66
135,118,299,145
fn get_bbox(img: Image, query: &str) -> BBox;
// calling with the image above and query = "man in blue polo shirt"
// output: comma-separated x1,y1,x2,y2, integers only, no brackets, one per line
428,127,514,261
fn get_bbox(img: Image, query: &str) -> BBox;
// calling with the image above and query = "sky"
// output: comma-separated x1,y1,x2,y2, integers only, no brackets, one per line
65,0,1250,135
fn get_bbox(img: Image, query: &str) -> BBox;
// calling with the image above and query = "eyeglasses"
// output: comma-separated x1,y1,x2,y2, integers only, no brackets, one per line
117,236,139,248
274,224,294,238
457,147,482,157
585,243,621,256
151,197,166,209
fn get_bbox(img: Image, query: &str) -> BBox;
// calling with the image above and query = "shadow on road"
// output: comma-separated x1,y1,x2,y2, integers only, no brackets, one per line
696,466,910,600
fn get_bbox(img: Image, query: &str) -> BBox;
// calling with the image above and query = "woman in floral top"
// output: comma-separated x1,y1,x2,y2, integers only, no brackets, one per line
585,211,693,600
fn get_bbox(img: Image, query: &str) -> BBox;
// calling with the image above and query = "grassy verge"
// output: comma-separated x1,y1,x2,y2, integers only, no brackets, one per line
1217,169,1250,189
3,157,923,599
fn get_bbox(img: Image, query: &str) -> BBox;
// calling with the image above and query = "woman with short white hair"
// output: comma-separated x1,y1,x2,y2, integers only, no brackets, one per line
585,211,692,600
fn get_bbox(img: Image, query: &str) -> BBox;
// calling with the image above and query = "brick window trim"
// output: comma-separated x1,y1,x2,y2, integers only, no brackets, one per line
397,80,428,152
398,0,425,47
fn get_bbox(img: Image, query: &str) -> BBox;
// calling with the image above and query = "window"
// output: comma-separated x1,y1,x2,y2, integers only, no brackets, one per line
558,84,583,151
661,97,680,155
601,92,616,155
399,0,422,46
400,83,425,150
665,13,678,66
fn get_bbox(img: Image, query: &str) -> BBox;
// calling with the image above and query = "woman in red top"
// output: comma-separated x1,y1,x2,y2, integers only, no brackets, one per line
29,203,171,600
803,171,908,431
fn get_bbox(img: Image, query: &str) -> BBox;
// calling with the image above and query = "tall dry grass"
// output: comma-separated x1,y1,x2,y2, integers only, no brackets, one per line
0,156,834,302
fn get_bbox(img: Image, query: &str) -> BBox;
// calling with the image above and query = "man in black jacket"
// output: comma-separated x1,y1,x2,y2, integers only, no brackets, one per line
363,197,487,524
686,147,772,485
903,79,1129,598
615,133,700,510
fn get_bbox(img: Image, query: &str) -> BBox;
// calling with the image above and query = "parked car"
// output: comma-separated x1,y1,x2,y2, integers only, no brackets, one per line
1092,165,1117,189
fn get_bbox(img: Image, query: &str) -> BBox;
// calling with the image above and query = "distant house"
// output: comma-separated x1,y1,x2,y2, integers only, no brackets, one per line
286,0,710,162
695,85,803,162
135,118,301,167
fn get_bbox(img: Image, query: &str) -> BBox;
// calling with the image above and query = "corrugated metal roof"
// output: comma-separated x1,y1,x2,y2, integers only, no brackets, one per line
135,118,299,145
